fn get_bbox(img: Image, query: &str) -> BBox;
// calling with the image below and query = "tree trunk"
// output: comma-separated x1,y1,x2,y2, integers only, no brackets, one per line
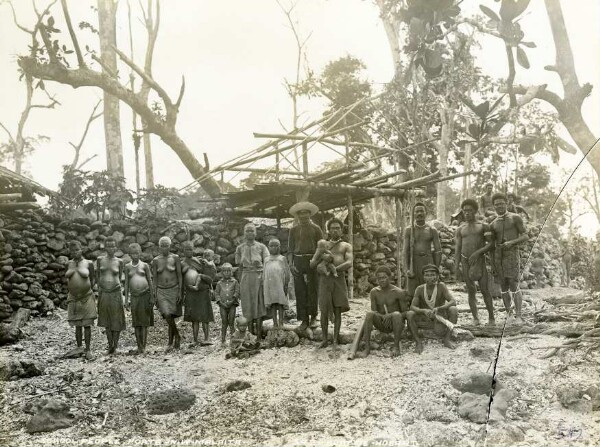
543,0,600,177
97,0,124,177
436,109,454,221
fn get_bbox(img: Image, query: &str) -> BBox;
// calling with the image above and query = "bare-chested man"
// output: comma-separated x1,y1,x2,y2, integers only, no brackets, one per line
310,218,353,349
480,182,495,217
360,266,411,358
406,264,458,353
455,199,495,326
403,202,441,297
489,193,529,323
96,237,126,355
151,236,183,351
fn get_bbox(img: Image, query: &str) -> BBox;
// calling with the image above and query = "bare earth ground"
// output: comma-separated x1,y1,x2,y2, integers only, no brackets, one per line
1,286,598,447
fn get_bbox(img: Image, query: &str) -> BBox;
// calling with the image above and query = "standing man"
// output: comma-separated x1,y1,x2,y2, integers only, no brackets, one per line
489,193,529,324
480,183,495,217
403,202,442,297
455,199,495,326
310,218,353,349
288,201,323,331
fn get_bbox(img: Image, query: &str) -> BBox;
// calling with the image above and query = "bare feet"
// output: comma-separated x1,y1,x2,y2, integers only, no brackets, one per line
391,347,400,357
298,321,309,332
415,341,423,354
473,317,481,326
514,315,523,325
332,341,339,351
319,340,329,349
443,338,457,349
84,351,94,361
487,319,496,327
309,317,318,329
164,344,174,353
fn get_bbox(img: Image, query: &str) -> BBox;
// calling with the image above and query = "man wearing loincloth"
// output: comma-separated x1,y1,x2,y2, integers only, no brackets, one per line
455,199,495,326
151,236,183,351
489,193,529,324
406,264,458,354
403,202,441,297
288,201,323,331
480,182,495,217
310,218,353,349
360,266,411,358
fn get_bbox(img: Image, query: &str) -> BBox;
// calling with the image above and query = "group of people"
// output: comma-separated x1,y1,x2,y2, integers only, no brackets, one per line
64,190,528,359
356,192,528,358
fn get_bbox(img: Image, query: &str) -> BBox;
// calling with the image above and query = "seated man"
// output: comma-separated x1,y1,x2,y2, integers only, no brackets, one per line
360,266,411,358
406,264,458,354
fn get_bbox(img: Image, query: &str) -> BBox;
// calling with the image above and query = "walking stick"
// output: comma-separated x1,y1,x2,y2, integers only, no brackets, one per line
347,317,366,360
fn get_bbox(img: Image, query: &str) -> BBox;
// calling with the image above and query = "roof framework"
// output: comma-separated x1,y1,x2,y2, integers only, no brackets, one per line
180,94,473,220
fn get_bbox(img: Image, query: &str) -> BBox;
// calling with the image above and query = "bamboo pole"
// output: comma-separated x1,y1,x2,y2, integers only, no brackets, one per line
279,179,405,197
225,167,304,176
352,168,407,186
0,193,22,202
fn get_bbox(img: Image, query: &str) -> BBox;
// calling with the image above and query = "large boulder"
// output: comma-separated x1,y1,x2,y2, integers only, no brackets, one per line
24,399,74,433
457,389,516,424
451,371,498,395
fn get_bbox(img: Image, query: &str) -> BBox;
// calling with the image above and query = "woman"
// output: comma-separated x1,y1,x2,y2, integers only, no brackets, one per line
235,223,269,339
124,243,154,354
65,240,97,360
96,237,126,355
151,236,183,351
182,242,216,345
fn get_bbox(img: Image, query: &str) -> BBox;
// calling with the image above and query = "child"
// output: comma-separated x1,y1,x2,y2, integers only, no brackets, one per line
263,238,291,329
215,263,240,344
182,242,216,346
124,243,155,354
314,239,338,277
226,316,260,359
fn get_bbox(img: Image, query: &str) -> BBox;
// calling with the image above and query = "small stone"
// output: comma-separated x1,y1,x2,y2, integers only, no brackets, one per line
225,380,251,392
146,388,196,415
451,371,499,395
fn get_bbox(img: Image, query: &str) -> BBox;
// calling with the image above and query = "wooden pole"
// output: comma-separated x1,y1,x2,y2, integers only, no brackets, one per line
275,144,281,229
345,128,354,300
0,193,22,202
461,142,472,202
302,141,309,178
395,196,403,287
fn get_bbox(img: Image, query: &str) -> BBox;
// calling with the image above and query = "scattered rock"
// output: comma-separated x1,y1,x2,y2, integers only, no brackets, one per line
0,357,44,380
417,399,458,423
484,424,526,445
452,328,475,342
340,400,368,420
557,385,595,413
469,346,496,360
457,389,516,424
24,399,74,433
264,329,300,348
451,371,498,395
322,384,336,393
225,380,251,392
146,388,196,415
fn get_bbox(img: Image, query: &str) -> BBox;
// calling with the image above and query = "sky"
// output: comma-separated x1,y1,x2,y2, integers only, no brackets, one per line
0,0,599,236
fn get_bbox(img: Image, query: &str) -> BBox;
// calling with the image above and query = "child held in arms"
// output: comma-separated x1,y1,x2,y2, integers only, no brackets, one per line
182,242,216,346
263,238,292,329
215,263,240,344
